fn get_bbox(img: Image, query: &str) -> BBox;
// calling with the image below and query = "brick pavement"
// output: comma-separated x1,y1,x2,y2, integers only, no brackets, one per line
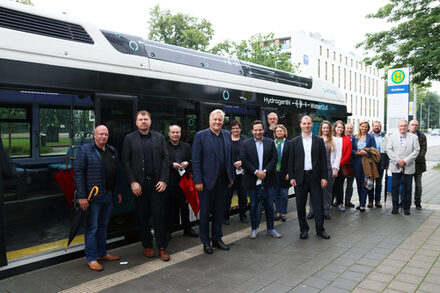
1,164,440,293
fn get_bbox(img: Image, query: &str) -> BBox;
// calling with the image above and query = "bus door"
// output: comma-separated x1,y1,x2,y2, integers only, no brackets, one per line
95,94,137,154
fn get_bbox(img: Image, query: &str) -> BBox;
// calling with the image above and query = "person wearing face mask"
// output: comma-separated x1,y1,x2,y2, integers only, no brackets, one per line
351,121,376,212
224,120,248,225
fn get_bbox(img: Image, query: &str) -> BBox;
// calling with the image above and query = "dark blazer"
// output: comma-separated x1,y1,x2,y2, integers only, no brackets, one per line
288,134,328,186
122,130,169,187
351,134,376,158
278,138,291,188
192,128,234,191
167,140,192,189
241,137,278,189
415,130,427,173
74,142,121,204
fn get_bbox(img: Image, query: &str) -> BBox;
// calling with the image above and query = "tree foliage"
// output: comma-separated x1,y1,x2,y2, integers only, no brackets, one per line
357,0,440,86
148,5,214,51
211,33,299,73
13,0,33,5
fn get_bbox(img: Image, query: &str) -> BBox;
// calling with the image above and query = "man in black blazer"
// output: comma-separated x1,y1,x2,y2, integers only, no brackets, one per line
241,120,282,239
122,110,170,261
166,125,198,238
288,115,330,240
192,109,234,254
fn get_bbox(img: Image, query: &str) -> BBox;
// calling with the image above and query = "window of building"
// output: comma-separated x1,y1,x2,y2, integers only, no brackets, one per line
354,72,357,92
325,62,328,81
339,54,342,63
320,46,322,56
364,76,367,94
338,66,341,88
356,61,358,70
344,68,346,89
331,64,334,83
349,70,352,90
326,48,329,58
351,59,353,67
368,77,371,96
0,107,31,157
360,97,363,116
376,80,379,97
359,74,362,93
333,51,336,61
345,56,348,65
317,59,321,78
351,95,353,113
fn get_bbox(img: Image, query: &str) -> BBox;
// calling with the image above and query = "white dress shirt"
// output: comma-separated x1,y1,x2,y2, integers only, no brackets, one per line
302,134,312,171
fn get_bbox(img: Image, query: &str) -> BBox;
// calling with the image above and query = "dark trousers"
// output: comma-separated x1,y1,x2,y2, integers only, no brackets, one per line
391,173,413,211
368,162,385,203
166,188,191,233
198,175,227,245
295,172,325,233
224,174,247,220
334,173,355,205
413,172,423,206
248,185,275,230
135,178,167,249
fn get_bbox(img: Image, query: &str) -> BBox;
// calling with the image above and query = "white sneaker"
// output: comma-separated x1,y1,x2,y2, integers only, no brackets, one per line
268,229,282,238
249,229,258,239
338,204,346,212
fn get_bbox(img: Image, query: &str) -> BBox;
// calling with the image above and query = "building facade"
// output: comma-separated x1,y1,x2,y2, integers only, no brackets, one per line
274,31,385,131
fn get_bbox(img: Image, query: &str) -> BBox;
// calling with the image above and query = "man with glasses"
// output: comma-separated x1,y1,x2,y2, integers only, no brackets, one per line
74,125,122,271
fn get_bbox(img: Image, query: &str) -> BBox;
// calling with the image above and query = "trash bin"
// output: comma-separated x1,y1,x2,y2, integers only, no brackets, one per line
40,133,47,147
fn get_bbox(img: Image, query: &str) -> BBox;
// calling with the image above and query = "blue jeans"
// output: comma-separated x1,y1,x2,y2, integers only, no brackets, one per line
274,172,288,214
85,192,113,262
392,173,413,211
248,185,275,230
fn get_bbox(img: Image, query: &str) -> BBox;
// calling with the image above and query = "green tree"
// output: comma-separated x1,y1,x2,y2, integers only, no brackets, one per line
357,0,440,86
13,0,33,5
211,33,299,73
148,5,214,51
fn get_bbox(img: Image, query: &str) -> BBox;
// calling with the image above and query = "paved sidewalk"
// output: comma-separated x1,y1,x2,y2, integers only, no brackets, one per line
1,163,440,293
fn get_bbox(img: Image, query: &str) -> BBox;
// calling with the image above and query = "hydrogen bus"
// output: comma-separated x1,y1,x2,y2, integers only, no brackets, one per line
0,1,347,272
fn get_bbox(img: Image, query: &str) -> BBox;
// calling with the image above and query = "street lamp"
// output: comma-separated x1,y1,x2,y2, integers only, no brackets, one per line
428,105,431,130
274,60,281,69
420,103,424,127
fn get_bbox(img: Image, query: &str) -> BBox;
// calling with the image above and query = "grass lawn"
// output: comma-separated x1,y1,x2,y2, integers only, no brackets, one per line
2,138,71,155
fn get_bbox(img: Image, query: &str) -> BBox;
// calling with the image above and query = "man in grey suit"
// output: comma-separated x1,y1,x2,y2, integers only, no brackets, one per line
387,120,420,215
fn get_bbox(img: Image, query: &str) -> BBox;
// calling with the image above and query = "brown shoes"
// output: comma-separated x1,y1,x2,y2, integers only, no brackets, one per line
144,248,155,258
97,254,120,261
159,248,170,261
87,261,103,271
375,202,382,208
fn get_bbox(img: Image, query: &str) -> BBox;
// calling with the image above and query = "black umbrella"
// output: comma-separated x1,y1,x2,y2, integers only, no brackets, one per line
65,186,99,251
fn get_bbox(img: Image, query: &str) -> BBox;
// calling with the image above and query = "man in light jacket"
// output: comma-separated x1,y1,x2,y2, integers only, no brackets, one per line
387,120,420,215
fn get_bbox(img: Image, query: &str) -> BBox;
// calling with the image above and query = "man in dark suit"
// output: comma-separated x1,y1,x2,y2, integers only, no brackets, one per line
166,125,198,238
263,112,278,139
122,110,170,261
241,120,282,239
288,115,330,240
192,109,234,254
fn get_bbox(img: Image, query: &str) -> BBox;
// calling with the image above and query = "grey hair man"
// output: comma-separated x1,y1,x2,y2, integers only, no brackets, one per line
264,112,278,139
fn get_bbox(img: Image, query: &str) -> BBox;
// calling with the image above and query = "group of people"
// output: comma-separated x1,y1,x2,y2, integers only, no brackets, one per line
74,109,427,271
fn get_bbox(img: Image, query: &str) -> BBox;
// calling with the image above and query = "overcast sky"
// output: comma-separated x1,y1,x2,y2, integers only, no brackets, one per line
24,0,440,92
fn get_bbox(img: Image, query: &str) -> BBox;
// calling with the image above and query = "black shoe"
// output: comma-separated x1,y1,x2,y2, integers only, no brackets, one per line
183,229,199,237
223,218,230,225
307,213,314,219
324,212,331,220
300,231,308,239
404,209,411,215
203,243,213,254
212,240,230,251
240,216,249,223
317,231,330,239
274,215,281,221
346,202,355,208
392,209,399,214
281,215,287,222
415,204,422,210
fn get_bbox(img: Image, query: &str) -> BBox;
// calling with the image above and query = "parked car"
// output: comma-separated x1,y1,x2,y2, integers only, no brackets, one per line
432,129,440,136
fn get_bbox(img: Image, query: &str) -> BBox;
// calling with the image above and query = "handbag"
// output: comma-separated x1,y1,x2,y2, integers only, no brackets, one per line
341,163,354,177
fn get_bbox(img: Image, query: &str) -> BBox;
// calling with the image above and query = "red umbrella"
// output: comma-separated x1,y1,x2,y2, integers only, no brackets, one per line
55,169,75,207
179,173,200,217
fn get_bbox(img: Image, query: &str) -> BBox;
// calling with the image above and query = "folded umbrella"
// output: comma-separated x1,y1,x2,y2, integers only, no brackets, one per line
179,173,200,217
65,186,99,251
55,169,75,207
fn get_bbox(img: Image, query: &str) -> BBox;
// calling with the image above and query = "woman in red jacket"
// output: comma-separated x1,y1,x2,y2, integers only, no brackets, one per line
332,121,353,211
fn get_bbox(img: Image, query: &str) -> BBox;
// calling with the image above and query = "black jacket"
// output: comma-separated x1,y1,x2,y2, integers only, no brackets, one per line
122,130,169,186
240,137,278,189
167,140,192,190
288,134,328,186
